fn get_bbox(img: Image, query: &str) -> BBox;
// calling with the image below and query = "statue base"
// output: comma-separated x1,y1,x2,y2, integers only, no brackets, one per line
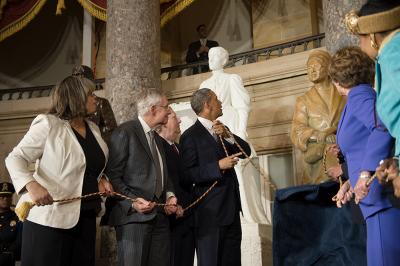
241,221,273,266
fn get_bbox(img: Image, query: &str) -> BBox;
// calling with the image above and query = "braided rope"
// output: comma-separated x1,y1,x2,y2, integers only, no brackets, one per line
226,130,276,190
19,127,277,221
323,145,375,187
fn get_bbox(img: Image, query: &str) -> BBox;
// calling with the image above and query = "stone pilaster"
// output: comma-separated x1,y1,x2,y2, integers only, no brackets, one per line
106,0,161,124
323,0,367,53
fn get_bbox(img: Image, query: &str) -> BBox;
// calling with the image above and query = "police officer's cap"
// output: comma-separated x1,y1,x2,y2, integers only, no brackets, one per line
0,182,15,196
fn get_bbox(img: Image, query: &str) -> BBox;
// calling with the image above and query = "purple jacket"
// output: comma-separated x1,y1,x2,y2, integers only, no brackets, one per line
337,84,393,218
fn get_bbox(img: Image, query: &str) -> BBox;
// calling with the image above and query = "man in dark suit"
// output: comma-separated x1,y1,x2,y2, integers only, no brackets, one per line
186,24,219,74
157,110,196,266
105,88,178,266
180,88,251,266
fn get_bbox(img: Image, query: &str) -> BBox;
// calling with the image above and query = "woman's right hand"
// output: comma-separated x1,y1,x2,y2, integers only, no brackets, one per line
25,181,53,206
332,180,353,208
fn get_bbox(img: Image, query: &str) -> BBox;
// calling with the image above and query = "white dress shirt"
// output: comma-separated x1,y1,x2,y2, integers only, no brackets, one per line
138,116,174,199
197,117,234,144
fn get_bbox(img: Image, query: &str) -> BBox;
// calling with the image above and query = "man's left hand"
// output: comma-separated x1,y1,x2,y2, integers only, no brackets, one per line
165,196,178,215
213,120,229,138
98,176,114,195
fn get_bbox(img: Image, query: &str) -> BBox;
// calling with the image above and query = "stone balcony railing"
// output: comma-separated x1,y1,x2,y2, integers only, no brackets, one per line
0,34,325,101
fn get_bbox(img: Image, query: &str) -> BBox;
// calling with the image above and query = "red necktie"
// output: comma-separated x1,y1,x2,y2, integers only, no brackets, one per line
171,143,179,155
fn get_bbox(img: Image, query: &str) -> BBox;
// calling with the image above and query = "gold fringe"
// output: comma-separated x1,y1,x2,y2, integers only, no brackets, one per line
161,0,196,27
0,0,47,42
0,0,7,19
76,0,195,26
56,0,66,15
77,0,106,21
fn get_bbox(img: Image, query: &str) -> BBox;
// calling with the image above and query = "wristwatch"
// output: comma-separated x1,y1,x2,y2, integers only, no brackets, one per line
359,171,371,180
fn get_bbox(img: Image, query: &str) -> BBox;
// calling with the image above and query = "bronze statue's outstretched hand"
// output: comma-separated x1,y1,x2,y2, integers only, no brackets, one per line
327,144,340,157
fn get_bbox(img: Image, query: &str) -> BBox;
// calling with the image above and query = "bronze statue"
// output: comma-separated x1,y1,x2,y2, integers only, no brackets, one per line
291,50,346,184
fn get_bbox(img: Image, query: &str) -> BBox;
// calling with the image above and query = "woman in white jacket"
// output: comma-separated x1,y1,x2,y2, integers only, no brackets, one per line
5,76,113,266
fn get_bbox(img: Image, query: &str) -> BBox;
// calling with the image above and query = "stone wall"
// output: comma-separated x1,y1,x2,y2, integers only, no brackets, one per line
0,49,316,184
252,0,323,48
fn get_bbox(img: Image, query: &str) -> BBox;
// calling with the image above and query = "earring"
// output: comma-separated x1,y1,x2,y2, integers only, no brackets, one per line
370,34,379,50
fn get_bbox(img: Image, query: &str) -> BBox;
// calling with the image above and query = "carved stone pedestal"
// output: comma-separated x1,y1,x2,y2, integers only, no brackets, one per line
241,221,272,266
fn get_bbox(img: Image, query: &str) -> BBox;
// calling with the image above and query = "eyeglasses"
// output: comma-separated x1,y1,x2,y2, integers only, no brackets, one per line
154,104,170,110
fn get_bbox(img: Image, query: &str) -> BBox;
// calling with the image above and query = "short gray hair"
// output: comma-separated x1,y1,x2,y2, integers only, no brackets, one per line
136,88,164,116
191,88,212,115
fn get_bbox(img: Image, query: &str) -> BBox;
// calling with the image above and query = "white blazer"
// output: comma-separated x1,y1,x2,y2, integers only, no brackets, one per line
5,114,108,229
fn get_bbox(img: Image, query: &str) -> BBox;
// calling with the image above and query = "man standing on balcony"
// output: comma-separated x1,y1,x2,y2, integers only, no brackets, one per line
186,24,219,74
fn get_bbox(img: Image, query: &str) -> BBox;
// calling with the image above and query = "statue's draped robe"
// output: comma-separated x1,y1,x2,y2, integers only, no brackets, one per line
291,85,346,184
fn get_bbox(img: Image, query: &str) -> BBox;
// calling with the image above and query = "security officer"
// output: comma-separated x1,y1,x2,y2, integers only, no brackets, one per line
0,182,21,266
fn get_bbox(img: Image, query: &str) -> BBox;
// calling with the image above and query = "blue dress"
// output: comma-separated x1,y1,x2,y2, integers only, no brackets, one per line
337,84,400,266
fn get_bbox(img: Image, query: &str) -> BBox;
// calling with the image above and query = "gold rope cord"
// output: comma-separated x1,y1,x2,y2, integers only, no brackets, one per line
327,146,377,203
16,133,234,221
16,128,276,221
226,130,276,190
0,0,47,42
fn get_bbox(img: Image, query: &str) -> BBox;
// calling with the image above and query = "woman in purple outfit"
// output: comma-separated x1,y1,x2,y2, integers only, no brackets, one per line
329,46,400,266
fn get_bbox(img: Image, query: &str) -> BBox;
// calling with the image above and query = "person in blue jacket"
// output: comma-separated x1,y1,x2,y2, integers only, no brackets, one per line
329,46,400,266
344,0,400,196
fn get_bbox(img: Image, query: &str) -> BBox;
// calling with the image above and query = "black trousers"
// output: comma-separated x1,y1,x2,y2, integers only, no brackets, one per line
0,252,15,266
115,212,170,266
196,212,242,266
21,211,96,266
170,219,195,266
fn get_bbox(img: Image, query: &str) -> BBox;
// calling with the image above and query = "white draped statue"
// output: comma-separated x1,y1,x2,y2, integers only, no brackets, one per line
200,47,268,224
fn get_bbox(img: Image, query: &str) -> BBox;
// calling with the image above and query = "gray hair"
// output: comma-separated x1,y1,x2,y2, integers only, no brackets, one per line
191,88,212,115
136,88,164,116
48,76,95,120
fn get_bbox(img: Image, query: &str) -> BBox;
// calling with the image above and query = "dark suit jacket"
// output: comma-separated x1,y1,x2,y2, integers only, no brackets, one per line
160,139,194,228
186,39,219,74
105,118,174,226
180,120,251,227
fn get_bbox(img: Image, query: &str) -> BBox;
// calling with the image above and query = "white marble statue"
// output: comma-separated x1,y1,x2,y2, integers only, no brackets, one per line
200,47,250,141
200,47,268,224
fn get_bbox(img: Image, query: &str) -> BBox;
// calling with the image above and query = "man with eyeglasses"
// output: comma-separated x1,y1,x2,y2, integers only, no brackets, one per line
105,88,178,266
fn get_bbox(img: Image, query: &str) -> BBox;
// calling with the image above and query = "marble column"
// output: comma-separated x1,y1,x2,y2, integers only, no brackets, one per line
323,0,367,53
106,0,161,124
98,1,161,266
